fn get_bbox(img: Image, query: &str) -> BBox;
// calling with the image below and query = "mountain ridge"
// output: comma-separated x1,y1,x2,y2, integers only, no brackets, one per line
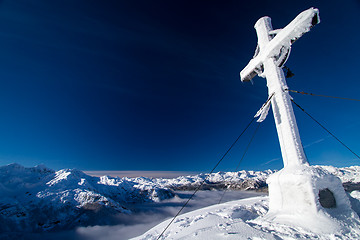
0,163,359,234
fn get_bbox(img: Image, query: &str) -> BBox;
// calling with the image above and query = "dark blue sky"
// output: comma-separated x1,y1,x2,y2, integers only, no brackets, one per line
0,0,359,171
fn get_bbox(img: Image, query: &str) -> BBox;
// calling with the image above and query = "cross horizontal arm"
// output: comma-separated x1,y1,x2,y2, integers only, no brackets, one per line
240,7,320,82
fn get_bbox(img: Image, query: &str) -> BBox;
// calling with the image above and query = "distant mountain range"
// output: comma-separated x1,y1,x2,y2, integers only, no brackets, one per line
0,163,359,235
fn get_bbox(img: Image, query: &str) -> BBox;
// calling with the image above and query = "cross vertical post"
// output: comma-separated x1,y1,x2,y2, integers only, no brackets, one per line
240,8,320,169
254,17,308,168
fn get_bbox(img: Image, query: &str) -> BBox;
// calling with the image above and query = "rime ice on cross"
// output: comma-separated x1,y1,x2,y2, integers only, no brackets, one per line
240,8,320,169
240,8,357,228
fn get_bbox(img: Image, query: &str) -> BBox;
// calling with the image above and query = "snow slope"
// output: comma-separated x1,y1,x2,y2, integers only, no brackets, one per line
133,193,360,240
134,165,360,240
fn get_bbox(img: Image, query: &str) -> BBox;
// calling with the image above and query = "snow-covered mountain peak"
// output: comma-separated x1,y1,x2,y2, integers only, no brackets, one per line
1,163,359,238
318,165,360,183
0,163,175,234
46,168,89,187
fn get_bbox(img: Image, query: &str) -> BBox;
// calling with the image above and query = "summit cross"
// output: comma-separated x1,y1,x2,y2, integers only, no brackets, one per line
239,8,357,229
240,7,320,169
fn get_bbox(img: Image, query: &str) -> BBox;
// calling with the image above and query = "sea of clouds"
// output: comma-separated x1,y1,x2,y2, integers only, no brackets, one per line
26,190,264,240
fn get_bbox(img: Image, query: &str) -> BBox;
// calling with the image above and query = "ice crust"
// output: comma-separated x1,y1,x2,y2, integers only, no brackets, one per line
266,165,359,234
133,196,360,240
134,164,360,239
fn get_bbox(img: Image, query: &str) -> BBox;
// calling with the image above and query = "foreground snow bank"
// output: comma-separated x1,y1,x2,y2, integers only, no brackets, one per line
133,195,360,240
134,165,360,240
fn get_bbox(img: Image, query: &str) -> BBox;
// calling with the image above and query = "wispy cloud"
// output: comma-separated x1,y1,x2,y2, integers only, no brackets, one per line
261,157,281,166
303,138,326,149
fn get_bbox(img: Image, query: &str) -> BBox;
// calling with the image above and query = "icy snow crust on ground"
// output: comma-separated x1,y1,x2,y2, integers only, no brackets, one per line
133,195,360,240
134,164,360,239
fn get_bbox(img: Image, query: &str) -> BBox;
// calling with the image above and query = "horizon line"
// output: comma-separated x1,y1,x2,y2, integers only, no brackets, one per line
83,170,201,178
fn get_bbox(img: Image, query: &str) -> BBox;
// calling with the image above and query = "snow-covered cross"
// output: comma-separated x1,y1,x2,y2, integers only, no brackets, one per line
240,8,357,227
240,7,320,168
